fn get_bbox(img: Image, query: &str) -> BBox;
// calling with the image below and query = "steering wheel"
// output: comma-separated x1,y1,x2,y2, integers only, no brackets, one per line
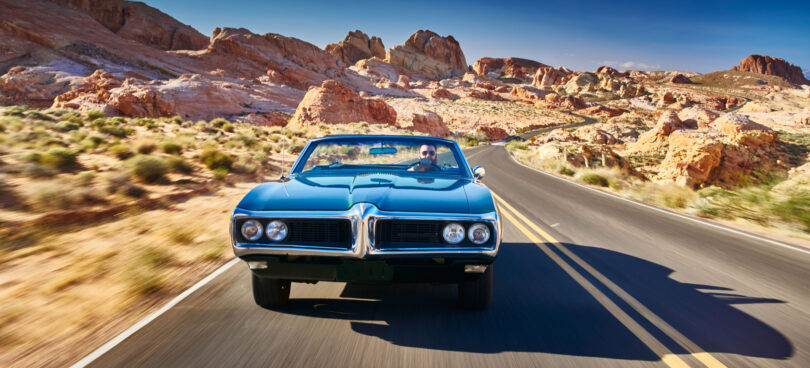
407,160,441,172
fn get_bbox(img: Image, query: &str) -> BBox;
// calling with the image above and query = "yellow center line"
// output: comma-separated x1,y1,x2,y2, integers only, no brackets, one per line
493,191,727,368
464,146,489,160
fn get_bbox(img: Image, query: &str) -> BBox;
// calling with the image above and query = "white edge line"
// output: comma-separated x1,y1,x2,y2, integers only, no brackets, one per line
501,147,810,256
70,257,241,368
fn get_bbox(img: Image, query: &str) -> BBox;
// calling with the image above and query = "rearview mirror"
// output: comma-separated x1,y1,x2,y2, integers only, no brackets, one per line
473,166,485,180
370,147,397,155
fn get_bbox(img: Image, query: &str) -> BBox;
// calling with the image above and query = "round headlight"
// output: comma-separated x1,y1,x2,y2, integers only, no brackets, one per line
266,220,288,242
443,223,465,244
241,219,263,241
468,223,490,244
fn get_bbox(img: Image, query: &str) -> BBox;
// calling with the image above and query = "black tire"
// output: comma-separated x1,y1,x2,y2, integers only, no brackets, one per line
252,273,291,308
457,264,493,310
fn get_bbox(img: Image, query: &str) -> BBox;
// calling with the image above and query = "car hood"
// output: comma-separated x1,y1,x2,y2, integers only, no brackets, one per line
236,173,494,214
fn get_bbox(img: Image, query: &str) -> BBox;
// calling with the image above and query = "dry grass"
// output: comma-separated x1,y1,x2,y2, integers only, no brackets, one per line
0,105,427,367
508,143,810,238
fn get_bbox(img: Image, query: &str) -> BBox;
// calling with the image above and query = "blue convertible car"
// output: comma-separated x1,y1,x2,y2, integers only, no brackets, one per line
230,135,501,309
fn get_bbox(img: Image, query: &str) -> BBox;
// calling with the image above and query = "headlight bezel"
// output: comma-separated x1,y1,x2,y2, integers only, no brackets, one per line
240,219,263,241
266,220,288,242
467,223,491,245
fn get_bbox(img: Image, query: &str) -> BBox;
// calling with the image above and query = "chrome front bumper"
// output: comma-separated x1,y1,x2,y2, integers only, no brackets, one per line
230,203,501,259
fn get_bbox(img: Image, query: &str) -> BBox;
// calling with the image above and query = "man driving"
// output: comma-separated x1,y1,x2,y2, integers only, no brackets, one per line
413,144,440,172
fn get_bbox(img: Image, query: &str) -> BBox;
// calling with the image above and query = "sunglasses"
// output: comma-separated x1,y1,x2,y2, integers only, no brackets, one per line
421,150,436,156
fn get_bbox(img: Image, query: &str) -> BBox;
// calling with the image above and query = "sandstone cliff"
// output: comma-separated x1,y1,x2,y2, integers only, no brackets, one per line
732,54,809,85
385,30,467,80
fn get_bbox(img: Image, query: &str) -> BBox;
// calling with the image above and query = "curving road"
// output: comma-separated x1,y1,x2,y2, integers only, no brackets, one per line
78,145,810,368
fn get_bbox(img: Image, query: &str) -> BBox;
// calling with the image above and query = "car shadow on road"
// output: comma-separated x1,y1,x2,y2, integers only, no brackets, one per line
280,241,792,361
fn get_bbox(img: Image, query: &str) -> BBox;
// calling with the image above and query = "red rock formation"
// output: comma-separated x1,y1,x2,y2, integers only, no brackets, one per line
412,111,449,136
290,80,397,126
431,88,459,100
473,57,546,81
541,93,586,110
532,66,574,88
732,54,809,85
677,106,719,129
386,30,467,80
579,105,626,118
669,74,692,84
510,86,546,101
204,27,343,83
626,111,685,154
52,0,208,50
473,82,496,91
466,89,505,101
325,30,385,65
477,126,509,140
594,66,629,78
396,75,410,89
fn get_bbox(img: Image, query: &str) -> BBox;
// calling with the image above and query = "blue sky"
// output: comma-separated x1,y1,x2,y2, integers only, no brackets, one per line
143,0,810,74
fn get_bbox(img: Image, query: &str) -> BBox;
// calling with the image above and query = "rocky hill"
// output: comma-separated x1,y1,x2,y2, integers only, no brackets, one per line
325,30,385,66
732,54,809,85
473,57,546,82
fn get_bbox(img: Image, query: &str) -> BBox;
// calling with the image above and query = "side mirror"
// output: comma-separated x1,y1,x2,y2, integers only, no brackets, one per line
473,166,485,180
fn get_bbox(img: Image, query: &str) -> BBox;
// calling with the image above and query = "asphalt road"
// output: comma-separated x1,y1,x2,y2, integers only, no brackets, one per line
82,144,810,368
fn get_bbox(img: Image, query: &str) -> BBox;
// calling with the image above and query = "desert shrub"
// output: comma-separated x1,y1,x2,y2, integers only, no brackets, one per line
135,118,156,128
126,155,168,183
44,108,70,116
657,183,697,208
76,171,95,186
461,135,479,147
772,190,810,231
109,144,133,159
127,246,173,295
212,167,229,180
54,121,80,132
21,163,57,178
90,118,108,129
61,111,84,124
235,134,256,147
505,140,528,150
199,238,225,260
79,135,104,151
558,166,575,176
579,173,609,187
222,123,234,132
165,225,196,245
24,110,54,121
170,116,184,125
166,156,193,174
135,140,156,154
104,171,147,198
235,155,258,174
3,106,26,117
209,118,228,128
100,124,128,137
254,152,269,164
289,144,304,154
40,147,77,170
200,148,233,170
21,151,41,163
85,110,105,121
26,180,75,210
160,141,183,155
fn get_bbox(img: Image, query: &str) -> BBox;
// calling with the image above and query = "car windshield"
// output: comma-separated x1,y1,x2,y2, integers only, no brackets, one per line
293,137,468,177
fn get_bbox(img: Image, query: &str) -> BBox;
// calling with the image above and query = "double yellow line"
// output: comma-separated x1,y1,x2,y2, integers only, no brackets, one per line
492,192,726,368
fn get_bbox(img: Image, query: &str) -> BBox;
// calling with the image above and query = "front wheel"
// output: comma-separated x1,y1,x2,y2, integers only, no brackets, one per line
457,264,493,310
252,273,291,308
